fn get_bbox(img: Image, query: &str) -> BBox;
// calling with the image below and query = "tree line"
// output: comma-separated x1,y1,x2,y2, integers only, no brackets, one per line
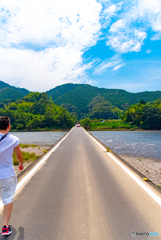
80,98,161,130
122,99,161,130
1,91,161,131
0,92,75,130
49,83,161,118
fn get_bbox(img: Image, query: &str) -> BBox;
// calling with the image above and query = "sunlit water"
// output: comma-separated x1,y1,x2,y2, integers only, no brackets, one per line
11,130,161,160
90,131,161,160
11,131,67,146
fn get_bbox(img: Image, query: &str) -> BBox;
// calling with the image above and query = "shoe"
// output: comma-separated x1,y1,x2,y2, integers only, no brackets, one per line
1,225,12,236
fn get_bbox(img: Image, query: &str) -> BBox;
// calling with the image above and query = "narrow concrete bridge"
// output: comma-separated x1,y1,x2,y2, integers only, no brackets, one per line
0,127,161,239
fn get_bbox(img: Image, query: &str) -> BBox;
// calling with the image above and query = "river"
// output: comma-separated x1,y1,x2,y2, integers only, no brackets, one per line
11,131,67,146
11,130,161,160
90,131,161,160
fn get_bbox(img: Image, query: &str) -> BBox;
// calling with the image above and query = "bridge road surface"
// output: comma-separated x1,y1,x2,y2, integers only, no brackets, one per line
0,127,161,240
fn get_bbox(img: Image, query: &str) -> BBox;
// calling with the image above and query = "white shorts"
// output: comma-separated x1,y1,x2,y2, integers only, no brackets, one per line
0,175,17,205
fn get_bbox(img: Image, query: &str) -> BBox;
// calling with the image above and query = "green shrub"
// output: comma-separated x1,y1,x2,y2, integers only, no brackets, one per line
106,147,112,152
20,143,38,148
13,151,40,165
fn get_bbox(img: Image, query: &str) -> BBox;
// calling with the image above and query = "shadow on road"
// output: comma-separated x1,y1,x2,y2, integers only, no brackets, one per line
0,227,24,240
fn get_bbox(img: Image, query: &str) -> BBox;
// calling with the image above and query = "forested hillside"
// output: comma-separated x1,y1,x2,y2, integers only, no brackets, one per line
46,83,81,101
0,92,75,130
1,80,161,121
88,95,120,119
47,83,161,119
123,99,161,129
54,85,100,118
0,80,29,102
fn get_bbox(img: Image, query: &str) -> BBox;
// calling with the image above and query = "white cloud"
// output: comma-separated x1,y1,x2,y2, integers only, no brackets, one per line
1,0,161,91
98,0,110,3
106,0,161,53
151,32,161,41
110,19,125,32
94,55,124,74
112,63,124,71
0,0,102,47
107,28,147,53
100,1,123,28
104,4,118,15
0,0,102,91
0,45,95,91
146,49,151,53
137,0,161,32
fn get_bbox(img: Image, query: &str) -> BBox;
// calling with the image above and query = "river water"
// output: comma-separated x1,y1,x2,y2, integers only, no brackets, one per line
90,131,161,160
11,130,161,160
11,131,67,146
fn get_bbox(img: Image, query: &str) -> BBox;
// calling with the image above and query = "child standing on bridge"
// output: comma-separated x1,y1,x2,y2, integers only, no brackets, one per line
0,116,23,236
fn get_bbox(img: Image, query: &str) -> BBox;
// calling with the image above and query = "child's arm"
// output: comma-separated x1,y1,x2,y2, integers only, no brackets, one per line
14,145,24,170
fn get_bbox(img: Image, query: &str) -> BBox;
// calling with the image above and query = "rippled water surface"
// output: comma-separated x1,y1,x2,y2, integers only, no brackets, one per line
11,131,67,146
11,130,161,160
90,131,161,160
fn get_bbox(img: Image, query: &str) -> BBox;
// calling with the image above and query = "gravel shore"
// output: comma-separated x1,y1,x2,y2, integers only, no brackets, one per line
14,146,50,176
120,154,161,186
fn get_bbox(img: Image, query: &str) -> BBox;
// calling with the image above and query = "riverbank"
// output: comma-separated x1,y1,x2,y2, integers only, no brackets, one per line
90,119,140,131
120,154,161,187
14,145,50,176
89,128,141,131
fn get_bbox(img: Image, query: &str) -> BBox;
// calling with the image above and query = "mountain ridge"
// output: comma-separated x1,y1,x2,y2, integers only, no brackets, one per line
46,83,161,118
1,80,161,119
0,80,29,102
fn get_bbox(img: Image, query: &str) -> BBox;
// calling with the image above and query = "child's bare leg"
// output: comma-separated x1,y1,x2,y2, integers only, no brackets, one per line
3,203,12,226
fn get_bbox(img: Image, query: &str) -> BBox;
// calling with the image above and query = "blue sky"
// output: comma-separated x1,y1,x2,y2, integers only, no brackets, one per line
0,0,161,92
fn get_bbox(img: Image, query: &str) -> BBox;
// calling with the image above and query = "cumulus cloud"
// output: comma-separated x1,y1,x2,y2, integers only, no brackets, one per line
0,0,102,47
104,4,118,15
106,0,161,53
100,1,123,28
0,45,95,91
0,0,161,91
107,28,147,53
0,0,102,91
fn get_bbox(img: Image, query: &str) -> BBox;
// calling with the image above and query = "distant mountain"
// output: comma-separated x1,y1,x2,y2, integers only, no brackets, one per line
46,83,82,101
0,81,10,89
46,83,161,119
47,84,100,117
1,80,161,120
0,80,29,102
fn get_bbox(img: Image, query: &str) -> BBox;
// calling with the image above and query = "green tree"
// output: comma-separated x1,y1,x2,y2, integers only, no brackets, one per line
9,102,17,110
141,105,161,129
123,99,161,130
16,124,24,130
31,102,46,115
88,95,119,119
0,92,75,130
80,118,91,129
139,99,146,105
30,118,41,129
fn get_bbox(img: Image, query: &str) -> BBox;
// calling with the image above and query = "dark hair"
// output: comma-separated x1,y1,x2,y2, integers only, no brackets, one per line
0,116,10,130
